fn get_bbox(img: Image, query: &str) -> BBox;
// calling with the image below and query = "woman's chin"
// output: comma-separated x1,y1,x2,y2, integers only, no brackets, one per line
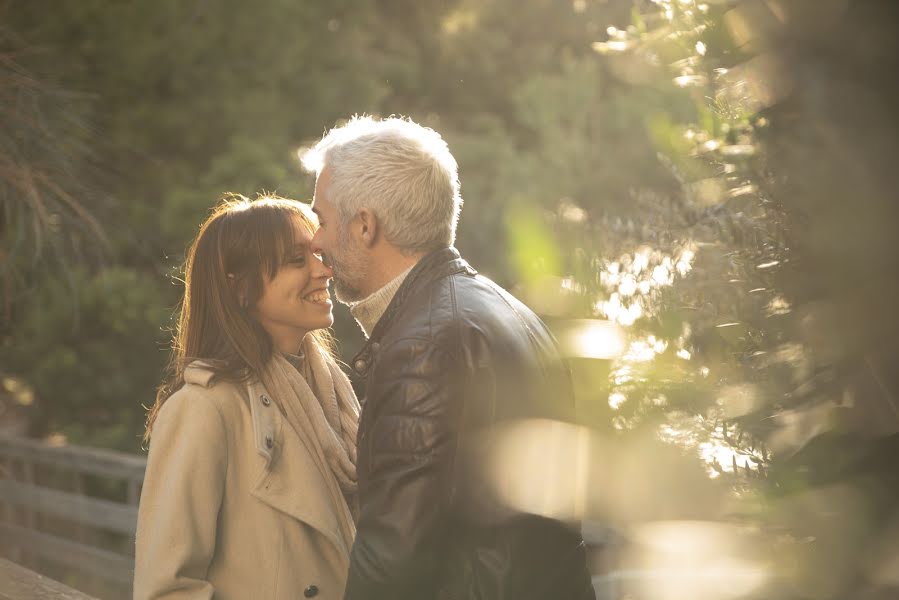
314,315,335,331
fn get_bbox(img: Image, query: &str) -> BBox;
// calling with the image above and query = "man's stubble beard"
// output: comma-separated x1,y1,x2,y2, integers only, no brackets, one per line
331,225,369,305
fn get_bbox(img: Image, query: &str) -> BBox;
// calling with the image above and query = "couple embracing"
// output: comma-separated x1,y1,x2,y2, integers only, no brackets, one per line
134,117,595,600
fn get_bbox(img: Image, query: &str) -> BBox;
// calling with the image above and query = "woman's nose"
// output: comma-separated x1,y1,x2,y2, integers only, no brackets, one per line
310,230,333,270
310,228,325,255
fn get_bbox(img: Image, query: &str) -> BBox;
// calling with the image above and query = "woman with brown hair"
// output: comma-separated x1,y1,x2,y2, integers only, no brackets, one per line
134,195,359,600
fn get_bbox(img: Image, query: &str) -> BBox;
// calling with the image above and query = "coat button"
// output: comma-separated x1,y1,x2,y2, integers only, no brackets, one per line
260,395,271,406
265,435,274,449
354,359,367,372
303,584,319,597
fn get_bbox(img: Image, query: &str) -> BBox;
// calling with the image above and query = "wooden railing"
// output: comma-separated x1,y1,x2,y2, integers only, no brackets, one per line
0,435,145,599
0,557,99,600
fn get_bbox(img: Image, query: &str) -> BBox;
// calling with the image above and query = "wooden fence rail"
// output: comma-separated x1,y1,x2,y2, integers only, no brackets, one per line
0,435,145,599
0,557,99,600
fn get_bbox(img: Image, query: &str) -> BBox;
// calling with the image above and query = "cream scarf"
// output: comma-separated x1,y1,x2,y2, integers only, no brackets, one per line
258,336,361,549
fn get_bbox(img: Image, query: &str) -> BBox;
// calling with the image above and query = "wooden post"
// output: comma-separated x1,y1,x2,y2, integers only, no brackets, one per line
0,456,22,566
70,468,89,570
22,458,36,530
0,456,12,520
20,458,37,571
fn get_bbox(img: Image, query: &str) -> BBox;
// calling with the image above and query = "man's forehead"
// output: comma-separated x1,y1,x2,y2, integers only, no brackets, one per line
312,179,335,212
311,167,331,211
310,196,328,215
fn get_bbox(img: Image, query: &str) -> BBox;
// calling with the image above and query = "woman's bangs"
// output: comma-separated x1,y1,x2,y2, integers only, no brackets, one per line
219,197,313,279
252,204,301,278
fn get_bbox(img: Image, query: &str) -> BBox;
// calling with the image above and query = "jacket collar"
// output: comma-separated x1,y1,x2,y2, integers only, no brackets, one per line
350,246,476,378
182,361,349,560
246,379,281,464
184,361,279,462
246,379,348,560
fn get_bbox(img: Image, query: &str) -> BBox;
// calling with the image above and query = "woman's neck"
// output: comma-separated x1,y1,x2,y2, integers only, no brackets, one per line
270,328,307,355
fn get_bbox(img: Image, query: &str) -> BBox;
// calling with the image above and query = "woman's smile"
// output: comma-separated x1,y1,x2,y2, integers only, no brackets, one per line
303,287,332,305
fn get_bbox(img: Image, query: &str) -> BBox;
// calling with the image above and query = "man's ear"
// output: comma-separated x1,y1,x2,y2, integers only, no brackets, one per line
357,208,378,248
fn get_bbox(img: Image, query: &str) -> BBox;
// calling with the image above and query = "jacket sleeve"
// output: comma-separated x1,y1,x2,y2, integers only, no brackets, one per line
344,339,460,600
134,388,227,600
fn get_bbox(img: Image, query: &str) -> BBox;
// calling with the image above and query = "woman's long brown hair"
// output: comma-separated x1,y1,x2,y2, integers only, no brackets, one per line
144,194,334,443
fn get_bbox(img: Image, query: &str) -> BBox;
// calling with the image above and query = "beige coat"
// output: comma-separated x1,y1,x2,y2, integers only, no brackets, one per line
134,367,350,600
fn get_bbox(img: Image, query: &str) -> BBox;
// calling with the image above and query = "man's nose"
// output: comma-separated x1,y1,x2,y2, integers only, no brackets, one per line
312,251,334,278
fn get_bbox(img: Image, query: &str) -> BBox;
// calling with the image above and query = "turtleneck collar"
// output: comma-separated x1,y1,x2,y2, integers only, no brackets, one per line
282,349,305,370
348,267,413,338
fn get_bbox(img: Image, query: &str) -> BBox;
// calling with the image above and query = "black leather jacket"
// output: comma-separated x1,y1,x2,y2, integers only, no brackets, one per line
344,248,595,600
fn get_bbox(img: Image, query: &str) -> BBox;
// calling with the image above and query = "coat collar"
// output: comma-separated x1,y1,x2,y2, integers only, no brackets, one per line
182,361,349,561
246,379,349,561
246,379,281,463
184,361,279,462
350,246,476,378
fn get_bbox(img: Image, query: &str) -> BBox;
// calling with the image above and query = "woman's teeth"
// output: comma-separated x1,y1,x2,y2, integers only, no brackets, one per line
305,290,330,303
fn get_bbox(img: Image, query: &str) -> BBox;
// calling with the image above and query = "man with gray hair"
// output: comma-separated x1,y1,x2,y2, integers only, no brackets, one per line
304,116,594,600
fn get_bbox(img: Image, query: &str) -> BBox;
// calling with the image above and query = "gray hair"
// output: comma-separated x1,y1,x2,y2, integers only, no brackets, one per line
302,116,462,253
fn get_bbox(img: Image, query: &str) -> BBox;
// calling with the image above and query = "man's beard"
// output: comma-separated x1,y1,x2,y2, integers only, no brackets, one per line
330,226,368,304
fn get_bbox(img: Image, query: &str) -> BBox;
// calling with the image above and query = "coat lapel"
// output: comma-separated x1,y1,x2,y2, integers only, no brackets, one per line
247,380,349,561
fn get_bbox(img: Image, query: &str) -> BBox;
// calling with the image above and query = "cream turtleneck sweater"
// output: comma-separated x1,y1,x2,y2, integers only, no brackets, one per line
348,267,413,338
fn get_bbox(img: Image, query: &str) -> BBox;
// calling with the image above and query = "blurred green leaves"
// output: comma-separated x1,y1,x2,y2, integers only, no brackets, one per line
505,202,561,288
1,268,170,449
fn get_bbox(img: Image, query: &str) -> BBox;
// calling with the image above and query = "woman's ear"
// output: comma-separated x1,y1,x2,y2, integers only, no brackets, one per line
227,273,248,308
357,208,378,248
